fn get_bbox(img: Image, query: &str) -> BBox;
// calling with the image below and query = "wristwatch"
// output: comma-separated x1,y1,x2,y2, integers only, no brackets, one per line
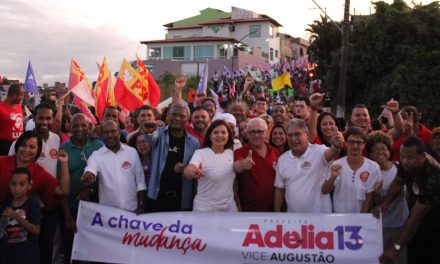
393,243,401,251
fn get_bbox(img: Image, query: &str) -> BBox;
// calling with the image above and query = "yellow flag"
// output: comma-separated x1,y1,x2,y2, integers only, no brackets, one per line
271,73,292,91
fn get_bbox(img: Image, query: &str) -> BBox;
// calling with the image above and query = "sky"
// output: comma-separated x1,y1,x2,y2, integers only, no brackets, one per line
0,0,435,84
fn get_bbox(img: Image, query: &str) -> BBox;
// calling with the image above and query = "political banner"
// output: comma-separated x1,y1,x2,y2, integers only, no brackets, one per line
72,201,383,263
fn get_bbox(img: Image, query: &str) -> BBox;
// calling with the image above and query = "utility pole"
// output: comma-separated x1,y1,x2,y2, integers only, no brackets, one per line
336,0,351,118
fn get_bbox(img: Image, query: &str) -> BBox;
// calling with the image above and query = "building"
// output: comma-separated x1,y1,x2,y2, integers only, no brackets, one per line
141,7,307,79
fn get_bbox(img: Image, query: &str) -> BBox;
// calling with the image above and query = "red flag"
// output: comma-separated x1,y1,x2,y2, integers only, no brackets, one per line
95,57,111,121
114,59,145,112
136,54,160,107
68,59,97,124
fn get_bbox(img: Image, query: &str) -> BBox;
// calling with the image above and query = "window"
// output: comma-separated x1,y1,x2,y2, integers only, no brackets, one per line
269,26,274,38
218,44,229,58
164,46,191,60
275,50,278,58
249,25,261,38
270,48,274,60
148,47,161,59
194,45,214,59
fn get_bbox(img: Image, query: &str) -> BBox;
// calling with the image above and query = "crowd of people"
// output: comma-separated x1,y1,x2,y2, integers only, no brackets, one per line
0,65,439,264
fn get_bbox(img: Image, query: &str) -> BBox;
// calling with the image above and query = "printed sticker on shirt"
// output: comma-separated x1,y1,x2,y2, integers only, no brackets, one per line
169,146,179,153
49,149,58,159
301,161,312,170
121,161,132,170
359,171,370,183
412,181,420,195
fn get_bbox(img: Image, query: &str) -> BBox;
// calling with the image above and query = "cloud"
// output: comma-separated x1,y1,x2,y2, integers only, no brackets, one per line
0,0,143,84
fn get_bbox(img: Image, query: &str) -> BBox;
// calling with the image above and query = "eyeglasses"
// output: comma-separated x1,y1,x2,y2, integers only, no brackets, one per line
347,140,365,146
248,130,266,136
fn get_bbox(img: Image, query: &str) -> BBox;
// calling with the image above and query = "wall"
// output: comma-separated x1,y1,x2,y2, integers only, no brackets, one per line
166,28,203,39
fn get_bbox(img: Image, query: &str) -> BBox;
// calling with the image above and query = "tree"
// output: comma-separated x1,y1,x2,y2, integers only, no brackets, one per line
307,1,440,127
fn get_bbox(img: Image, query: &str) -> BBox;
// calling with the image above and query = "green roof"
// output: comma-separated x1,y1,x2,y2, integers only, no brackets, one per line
165,8,231,27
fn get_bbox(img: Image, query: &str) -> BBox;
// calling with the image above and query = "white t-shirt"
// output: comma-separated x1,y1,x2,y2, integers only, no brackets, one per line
329,157,382,213
190,148,237,212
380,164,409,228
9,131,60,178
275,144,332,213
85,144,146,211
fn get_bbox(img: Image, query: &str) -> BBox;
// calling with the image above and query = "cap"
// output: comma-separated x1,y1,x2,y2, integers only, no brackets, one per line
213,113,236,125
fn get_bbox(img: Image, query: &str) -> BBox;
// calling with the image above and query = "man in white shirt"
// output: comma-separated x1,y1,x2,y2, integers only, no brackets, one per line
81,120,147,213
274,118,343,213
322,127,382,213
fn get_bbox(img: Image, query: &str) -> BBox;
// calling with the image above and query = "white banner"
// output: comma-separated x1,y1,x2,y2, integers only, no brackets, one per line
72,201,383,264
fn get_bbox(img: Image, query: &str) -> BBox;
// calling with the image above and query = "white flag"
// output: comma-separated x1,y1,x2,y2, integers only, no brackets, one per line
71,79,95,106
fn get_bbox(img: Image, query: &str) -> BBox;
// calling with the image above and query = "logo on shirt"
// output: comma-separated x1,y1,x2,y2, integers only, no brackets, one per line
49,149,58,159
121,161,132,170
359,171,370,183
9,112,23,139
301,161,312,170
412,182,420,195
169,146,179,153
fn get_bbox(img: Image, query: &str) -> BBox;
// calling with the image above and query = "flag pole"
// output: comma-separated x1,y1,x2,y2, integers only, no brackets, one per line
61,89,73,100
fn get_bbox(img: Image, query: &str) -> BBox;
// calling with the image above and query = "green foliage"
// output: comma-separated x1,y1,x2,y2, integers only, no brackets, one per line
307,1,440,127
156,72,204,101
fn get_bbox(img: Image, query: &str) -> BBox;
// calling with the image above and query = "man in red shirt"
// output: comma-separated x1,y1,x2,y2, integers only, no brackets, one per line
234,117,280,211
186,106,211,146
0,83,24,155
392,106,432,161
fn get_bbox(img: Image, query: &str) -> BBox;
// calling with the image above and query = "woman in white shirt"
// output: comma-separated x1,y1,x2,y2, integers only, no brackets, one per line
184,120,238,212
366,132,408,264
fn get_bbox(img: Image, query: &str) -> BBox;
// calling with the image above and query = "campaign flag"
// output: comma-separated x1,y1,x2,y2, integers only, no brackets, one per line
114,59,145,112
71,79,95,106
187,89,196,104
209,88,222,113
217,79,224,94
68,59,97,124
106,74,116,107
230,81,236,98
24,61,38,94
223,65,231,76
136,54,161,107
196,62,208,94
271,73,292,91
282,58,288,73
94,57,111,121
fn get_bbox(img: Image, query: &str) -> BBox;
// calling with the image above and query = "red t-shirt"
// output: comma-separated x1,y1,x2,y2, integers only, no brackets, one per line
0,102,23,141
186,124,205,147
0,156,60,208
234,143,280,212
392,124,432,161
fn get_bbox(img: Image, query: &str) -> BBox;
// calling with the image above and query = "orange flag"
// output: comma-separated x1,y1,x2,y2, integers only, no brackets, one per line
95,57,111,121
136,54,161,107
68,59,97,124
106,74,116,107
114,59,145,112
